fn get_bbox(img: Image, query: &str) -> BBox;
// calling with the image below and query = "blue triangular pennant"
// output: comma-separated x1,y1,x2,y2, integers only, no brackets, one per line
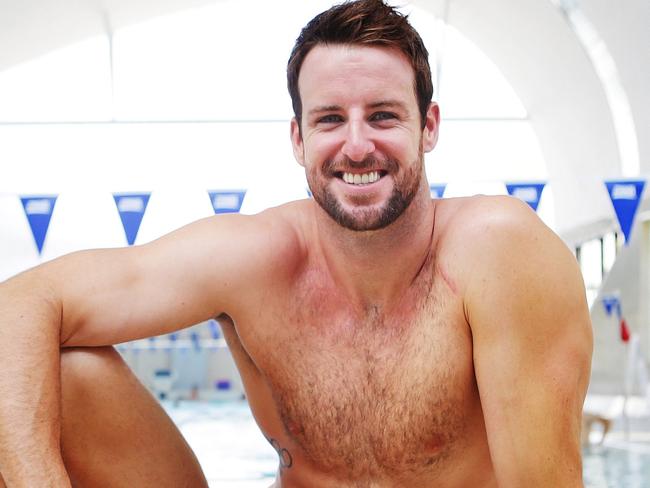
429,184,446,199
602,296,619,317
208,190,246,214
20,195,58,255
113,193,151,246
506,182,546,212
605,179,646,245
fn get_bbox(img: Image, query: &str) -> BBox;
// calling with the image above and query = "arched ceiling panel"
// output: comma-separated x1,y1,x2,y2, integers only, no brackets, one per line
580,0,650,176
413,0,621,234
0,0,214,72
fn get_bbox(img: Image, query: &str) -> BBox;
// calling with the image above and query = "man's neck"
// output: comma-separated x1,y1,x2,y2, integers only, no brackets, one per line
311,186,436,312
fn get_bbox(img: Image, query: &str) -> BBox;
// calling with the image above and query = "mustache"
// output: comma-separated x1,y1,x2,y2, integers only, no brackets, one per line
322,156,399,175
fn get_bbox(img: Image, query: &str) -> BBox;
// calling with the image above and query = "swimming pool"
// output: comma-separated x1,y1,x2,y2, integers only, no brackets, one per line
165,401,650,487
583,443,650,488
165,401,277,487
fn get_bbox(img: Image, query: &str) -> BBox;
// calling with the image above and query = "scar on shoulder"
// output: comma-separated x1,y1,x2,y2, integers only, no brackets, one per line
436,262,458,295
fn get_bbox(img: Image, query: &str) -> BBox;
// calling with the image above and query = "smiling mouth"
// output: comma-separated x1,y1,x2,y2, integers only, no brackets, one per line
334,170,388,185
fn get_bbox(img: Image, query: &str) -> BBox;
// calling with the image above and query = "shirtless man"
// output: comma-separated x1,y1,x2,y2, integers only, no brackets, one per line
0,1,592,486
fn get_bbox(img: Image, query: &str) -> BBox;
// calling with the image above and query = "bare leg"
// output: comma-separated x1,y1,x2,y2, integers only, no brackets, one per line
56,347,208,487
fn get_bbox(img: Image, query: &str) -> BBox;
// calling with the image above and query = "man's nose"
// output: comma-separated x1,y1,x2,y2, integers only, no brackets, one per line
341,120,375,162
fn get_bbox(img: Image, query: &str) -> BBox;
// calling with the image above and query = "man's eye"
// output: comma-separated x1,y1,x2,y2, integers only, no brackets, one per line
370,111,397,122
318,114,343,124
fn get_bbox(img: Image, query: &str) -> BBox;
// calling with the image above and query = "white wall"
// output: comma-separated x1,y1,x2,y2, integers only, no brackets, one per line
0,121,308,280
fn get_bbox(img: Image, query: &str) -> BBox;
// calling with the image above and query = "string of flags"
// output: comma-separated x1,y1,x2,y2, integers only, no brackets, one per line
428,179,644,245
13,179,648,256
18,190,247,255
120,318,233,395
119,318,226,354
602,295,631,343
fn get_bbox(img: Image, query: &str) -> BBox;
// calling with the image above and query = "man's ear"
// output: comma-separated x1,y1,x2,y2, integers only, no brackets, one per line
422,102,440,153
290,118,305,167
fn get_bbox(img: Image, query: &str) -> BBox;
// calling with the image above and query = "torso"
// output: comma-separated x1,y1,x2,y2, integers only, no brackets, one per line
219,199,497,487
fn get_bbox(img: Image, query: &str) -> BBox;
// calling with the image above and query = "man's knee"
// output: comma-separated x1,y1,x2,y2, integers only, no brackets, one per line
59,347,209,487
60,346,126,397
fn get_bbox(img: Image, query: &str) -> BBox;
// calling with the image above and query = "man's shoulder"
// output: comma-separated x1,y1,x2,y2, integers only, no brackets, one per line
254,199,313,247
435,194,542,247
198,199,310,240
434,194,573,292
237,198,311,260
169,199,311,279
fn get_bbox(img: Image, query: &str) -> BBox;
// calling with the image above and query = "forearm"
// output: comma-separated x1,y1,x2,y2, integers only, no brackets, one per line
491,438,583,487
0,269,70,487
484,375,585,487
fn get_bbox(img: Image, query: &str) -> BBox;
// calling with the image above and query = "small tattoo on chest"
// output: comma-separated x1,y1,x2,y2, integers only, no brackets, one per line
266,436,293,469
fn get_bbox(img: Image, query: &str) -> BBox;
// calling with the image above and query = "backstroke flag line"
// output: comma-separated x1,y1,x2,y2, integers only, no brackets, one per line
602,295,619,317
20,195,58,255
605,179,646,245
113,193,151,246
505,182,546,212
208,190,246,214
601,294,630,343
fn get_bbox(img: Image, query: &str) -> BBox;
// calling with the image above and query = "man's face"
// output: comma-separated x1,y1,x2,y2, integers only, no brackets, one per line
290,44,439,231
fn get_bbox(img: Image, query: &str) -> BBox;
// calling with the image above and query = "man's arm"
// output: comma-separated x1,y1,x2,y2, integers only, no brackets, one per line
0,268,68,487
0,211,296,486
464,197,592,487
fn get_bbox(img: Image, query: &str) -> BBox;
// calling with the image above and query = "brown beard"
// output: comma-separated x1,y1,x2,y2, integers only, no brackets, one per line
308,149,423,232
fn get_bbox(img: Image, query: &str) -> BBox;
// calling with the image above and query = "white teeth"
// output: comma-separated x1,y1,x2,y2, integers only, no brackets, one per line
342,171,381,185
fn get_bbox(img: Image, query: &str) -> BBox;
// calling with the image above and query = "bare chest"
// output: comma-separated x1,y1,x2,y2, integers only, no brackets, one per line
238,272,477,479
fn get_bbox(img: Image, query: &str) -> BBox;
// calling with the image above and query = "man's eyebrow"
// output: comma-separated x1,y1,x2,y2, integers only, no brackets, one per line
368,100,408,111
307,105,342,117
306,100,408,117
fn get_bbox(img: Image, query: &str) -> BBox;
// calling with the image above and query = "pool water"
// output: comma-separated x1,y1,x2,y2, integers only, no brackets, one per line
583,444,650,488
165,401,277,487
165,401,650,487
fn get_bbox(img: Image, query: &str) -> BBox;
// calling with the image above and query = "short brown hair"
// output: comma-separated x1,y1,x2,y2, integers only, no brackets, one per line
287,0,433,130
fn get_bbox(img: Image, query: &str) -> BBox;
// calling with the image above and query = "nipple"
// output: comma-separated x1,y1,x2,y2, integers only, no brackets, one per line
424,434,445,454
286,419,304,437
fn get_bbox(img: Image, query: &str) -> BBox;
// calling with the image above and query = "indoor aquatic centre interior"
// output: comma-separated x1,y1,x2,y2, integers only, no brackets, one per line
0,0,648,486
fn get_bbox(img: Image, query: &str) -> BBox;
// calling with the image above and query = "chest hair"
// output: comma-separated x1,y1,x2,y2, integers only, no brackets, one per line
262,279,471,480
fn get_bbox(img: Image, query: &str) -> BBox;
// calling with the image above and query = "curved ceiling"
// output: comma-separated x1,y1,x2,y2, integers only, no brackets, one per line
0,0,214,72
0,0,647,239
